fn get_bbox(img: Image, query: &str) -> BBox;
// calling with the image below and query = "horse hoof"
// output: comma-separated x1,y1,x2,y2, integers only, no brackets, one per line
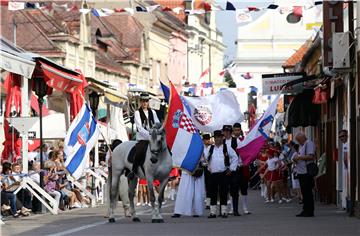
152,219,164,223
133,217,141,222
109,218,115,223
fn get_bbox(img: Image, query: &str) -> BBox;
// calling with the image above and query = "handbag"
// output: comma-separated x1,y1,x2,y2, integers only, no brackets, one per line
304,142,319,177
192,166,204,178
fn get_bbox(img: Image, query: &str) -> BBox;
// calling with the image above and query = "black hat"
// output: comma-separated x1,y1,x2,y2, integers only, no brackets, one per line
233,123,241,128
213,130,223,137
222,125,232,132
202,133,211,140
140,93,150,100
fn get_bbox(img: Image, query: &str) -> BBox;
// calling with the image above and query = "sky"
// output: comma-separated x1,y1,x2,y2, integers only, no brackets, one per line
215,1,273,64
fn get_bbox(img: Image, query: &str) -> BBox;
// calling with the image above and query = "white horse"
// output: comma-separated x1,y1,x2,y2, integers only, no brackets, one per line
108,123,172,223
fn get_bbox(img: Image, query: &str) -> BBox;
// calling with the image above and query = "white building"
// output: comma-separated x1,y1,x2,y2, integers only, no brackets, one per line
234,0,313,114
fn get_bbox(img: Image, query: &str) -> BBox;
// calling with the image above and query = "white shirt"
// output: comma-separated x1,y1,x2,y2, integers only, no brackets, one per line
204,144,238,173
296,140,316,174
134,109,160,141
224,137,243,167
266,157,279,171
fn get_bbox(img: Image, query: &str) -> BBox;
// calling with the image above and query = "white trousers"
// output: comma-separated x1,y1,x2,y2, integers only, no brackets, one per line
174,172,205,216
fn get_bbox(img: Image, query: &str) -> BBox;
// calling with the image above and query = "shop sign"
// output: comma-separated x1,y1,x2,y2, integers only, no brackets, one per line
262,73,304,95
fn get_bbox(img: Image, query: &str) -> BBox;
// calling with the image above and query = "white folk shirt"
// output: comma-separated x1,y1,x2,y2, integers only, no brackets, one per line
134,109,160,141
204,144,238,173
296,140,316,174
224,137,243,167
266,157,279,171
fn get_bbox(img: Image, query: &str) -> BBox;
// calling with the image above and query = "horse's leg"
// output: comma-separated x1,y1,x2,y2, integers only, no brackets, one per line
108,169,121,223
146,180,158,223
128,176,140,222
155,178,169,223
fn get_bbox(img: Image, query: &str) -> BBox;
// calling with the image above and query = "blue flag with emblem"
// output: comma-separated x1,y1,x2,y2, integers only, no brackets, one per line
64,103,100,180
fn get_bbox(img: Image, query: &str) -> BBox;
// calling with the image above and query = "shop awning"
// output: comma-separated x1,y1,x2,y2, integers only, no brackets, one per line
87,77,127,107
0,37,36,77
284,89,320,128
37,59,83,93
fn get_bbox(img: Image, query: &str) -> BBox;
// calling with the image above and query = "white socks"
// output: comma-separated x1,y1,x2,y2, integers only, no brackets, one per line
242,195,249,212
210,205,217,215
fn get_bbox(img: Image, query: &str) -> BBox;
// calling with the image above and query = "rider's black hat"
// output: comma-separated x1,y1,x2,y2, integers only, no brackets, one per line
202,133,211,140
213,130,223,137
222,125,232,132
140,93,150,101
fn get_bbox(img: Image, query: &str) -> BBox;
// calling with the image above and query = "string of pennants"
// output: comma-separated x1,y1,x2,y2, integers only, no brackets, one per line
5,1,325,21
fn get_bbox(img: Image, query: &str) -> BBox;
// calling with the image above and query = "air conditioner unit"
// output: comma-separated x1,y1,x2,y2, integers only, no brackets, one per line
332,32,351,69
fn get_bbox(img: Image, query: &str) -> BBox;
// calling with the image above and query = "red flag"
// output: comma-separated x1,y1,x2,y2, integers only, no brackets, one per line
219,69,226,77
248,7,259,11
199,67,210,79
204,2,211,12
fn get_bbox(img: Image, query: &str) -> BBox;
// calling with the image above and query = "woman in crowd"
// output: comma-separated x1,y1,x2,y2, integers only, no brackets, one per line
137,178,150,206
44,161,62,210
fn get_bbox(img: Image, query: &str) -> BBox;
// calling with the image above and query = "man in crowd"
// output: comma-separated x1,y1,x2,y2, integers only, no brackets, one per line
204,130,238,218
293,132,316,217
202,133,212,210
128,93,160,180
223,125,241,216
339,129,349,210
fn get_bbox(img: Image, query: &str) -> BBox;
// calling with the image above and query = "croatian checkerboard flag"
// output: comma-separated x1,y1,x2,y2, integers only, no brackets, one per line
165,82,204,173
237,94,280,165
64,103,100,179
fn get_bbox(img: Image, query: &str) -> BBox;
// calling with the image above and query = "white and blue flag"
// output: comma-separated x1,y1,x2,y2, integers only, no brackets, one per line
64,104,100,180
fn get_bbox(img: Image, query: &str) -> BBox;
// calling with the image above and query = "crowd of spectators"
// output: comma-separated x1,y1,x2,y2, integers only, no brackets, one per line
1,141,93,219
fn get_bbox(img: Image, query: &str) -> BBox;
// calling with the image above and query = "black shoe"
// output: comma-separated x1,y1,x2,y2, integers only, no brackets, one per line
296,212,314,217
205,205,210,210
192,215,199,218
208,214,216,218
171,214,181,218
221,213,228,218
128,171,135,180
233,212,241,216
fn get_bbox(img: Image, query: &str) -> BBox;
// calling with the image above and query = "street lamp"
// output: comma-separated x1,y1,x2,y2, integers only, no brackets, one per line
88,91,99,118
88,91,99,195
33,77,48,191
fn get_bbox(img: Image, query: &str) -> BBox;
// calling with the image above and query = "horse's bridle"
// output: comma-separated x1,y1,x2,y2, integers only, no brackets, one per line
150,145,167,156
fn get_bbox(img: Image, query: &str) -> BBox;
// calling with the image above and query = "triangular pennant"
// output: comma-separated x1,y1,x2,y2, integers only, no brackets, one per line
146,4,160,12
162,6,172,11
226,1,236,11
136,6,147,12
124,7,135,15
172,7,183,15
248,7,259,12
79,8,91,14
267,4,279,10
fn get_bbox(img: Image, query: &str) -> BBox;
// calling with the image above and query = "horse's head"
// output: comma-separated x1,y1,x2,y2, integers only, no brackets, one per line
149,123,166,163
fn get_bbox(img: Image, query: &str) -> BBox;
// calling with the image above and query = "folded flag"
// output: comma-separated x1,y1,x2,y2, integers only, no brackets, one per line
184,90,244,133
64,104,100,180
237,94,280,165
165,82,203,173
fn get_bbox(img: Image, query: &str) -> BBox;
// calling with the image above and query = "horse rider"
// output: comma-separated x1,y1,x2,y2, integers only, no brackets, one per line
128,92,160,180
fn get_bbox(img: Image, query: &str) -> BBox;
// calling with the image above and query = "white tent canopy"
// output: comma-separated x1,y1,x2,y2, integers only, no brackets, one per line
29,113,117,141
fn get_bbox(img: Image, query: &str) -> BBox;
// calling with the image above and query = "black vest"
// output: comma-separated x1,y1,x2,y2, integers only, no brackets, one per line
138,108,154,129
207,144,230,168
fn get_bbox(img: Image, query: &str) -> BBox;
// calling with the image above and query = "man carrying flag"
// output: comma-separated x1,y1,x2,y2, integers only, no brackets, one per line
165,81,205,217
64,103,100,180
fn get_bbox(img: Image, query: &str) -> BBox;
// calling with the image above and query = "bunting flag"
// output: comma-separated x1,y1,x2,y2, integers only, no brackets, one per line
4,0,324,27
226,1,236,11
146,4,160,12
236,9,252,24
8,2,25,11
199,67,210,82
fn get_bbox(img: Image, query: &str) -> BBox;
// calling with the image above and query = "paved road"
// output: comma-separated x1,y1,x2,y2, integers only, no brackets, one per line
2,190,360,236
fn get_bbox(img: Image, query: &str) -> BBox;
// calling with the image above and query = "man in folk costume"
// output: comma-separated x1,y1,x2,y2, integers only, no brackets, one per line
128,93,160,179
205,130,238,218
202,133,213,210
171,158,206,218
232,123,252,214
222,125,242,216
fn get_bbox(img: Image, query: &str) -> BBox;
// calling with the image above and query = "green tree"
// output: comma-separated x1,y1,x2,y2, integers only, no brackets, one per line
224,71,236,88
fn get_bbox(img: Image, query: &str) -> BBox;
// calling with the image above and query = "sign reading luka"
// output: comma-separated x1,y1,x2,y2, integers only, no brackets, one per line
262,73,304,95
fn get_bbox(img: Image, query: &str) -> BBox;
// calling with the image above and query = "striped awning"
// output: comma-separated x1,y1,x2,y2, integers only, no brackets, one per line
87,78,127,107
